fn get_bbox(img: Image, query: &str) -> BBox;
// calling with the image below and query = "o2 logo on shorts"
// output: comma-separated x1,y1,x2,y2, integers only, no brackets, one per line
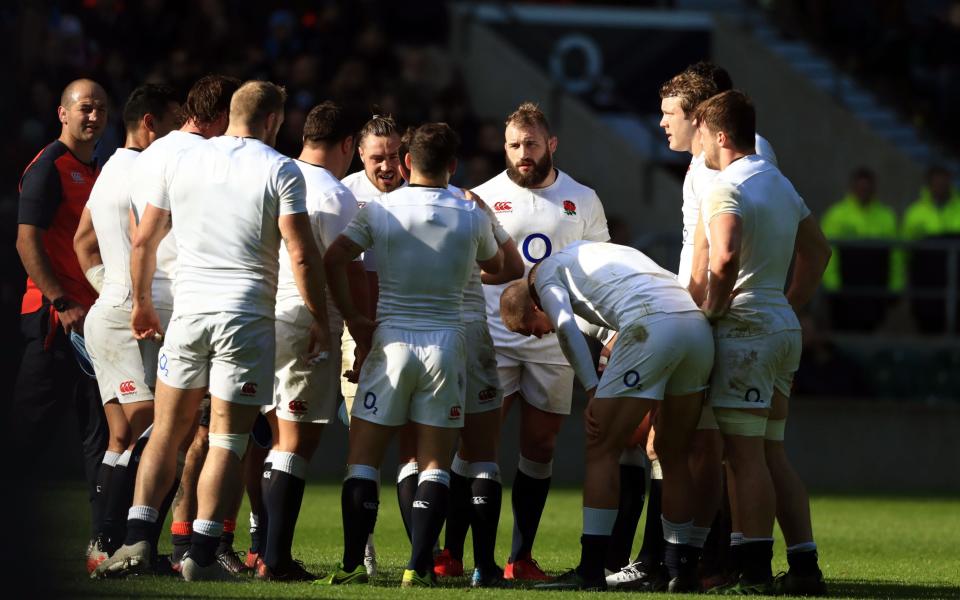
240,382,258,396
449,405,462,420
288,399,308,414
623,370,643,390
477,387,497,404
158,354,169,377
119,381,137,395
522,233,552,264
744,388,761,403
363,392,378,415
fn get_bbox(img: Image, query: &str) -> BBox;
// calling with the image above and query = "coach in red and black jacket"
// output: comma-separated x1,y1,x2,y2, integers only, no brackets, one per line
13,79,111,542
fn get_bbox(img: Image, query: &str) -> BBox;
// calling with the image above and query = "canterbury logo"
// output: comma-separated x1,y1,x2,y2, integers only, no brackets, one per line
119,380,137,395
288,400,308,413
412,500,430,509
471,496,488,505
240,382,258,396
493,201,512,212
362,501,379,510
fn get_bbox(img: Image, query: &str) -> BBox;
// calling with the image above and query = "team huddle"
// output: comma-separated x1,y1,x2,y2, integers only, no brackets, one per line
21,61,831,594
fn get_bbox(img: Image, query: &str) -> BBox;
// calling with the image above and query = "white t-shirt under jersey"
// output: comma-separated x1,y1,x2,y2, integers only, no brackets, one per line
342,185,498,331
130,130,207,309
87,147,141,308
164,136,307,317
276,160,360,330
534,240,700,390
474,169,609,365
677,133,777,287
702,154,809,337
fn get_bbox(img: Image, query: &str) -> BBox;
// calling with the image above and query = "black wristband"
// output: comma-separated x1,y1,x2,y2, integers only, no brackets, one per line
51,297,70,312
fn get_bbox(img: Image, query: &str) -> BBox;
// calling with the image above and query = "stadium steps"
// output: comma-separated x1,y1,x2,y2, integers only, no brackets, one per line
735,9,955,175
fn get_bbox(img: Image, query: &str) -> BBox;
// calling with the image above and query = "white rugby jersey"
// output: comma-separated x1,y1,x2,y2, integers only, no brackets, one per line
449,184,511,323
276,160,360,331
474,169,609,364
131,130,206,309
677,133,776,287
342,170,407,272
166,136,307,317
342,185,498,331
87,148,141,309
535,240,700,390
702,154,809,336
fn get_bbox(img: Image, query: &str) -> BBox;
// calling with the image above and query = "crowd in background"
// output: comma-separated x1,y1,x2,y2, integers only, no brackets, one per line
4,1,960,405
759,0,960,158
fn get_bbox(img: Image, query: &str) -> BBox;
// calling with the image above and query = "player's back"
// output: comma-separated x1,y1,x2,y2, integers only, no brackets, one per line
357,186,491,331
537,241,698,331
168,136,305,317
87,147,140,307
130,130,206,308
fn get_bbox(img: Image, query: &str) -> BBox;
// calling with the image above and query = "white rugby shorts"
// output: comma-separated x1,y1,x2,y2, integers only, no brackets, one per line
709,329,801,410
84,303,153,405
597,311,713,400
352,327,466,428
157,312,275,406
268,319,341,424
496,355,575,415
142,307,173,389
464,320,502,414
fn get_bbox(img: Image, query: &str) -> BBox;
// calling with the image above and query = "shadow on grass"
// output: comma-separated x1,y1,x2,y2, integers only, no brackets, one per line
829,578,960,599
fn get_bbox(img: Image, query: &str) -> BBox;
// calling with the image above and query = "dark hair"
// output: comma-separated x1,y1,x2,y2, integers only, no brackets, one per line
505,102,551,134
659,71,718,114
851,166,876,181
408,123,460,178
303,101,362,145
397,125,416,158
358,114,399,145
181,74,241,125
685,61,733,92
122,83,178,132
926,165,951,181
694,90,755,152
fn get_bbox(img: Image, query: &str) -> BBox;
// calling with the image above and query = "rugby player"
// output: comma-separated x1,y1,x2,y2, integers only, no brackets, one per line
256,101,368,581
340,115,407,574
689,90,830,594
474,102,609,580
387,132,525,587
97,80,331,582
118,75,240,573
499,240,714,591
607,64,779,590
73,83,180,571
321,123,503,587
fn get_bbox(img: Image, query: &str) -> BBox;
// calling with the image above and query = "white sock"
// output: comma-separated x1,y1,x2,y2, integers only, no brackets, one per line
689,526,711,549
787,541,817,554
128,505,159,523
102,450,121,467
661,517,693,545
517,455,552,479
193,519,223,539
271,451,308,480
582,507,618,536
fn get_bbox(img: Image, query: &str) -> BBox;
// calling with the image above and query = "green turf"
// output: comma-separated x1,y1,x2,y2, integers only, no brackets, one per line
49,483,959,599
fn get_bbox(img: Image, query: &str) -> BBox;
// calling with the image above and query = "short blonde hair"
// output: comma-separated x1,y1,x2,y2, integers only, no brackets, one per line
500,280,536,333
505,101,551,135
229,80,287,127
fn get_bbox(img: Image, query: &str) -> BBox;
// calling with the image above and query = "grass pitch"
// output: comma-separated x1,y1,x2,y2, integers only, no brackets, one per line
47,483,959,599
